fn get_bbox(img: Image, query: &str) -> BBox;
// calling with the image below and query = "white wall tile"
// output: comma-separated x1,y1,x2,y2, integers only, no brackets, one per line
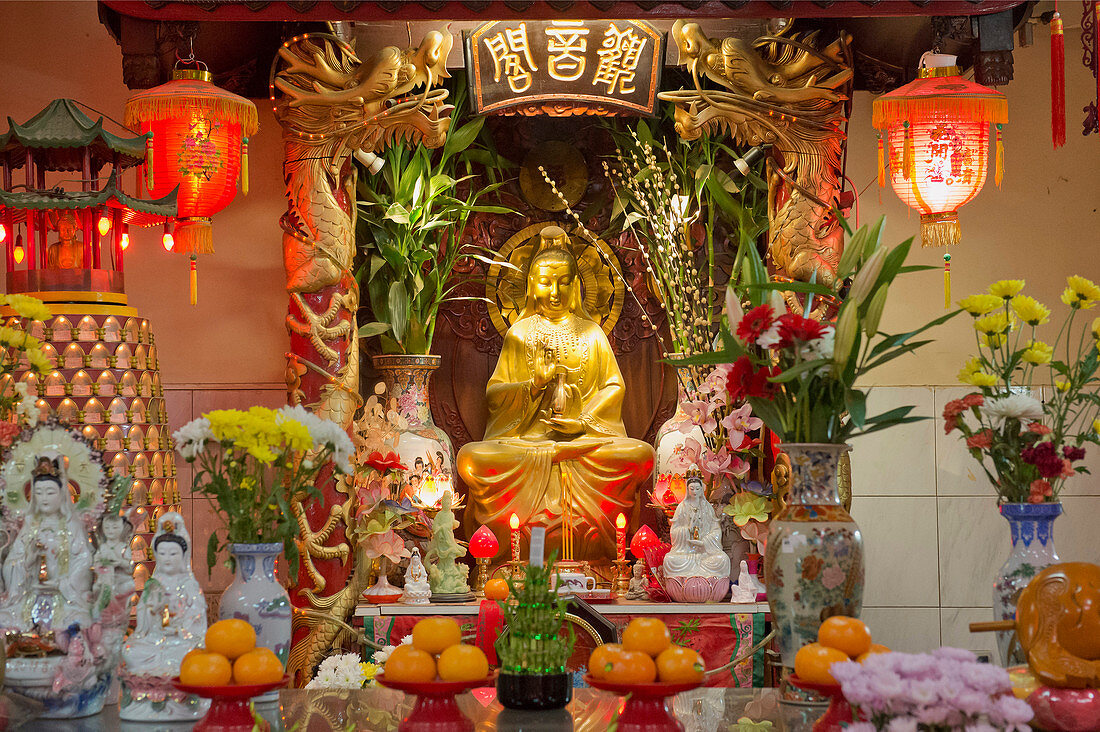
934,387,996,497
860,607,940,653
849,387,936,496
940,607,998,661
938,497,1007,607
850,497,939,607
1052,497,1100,565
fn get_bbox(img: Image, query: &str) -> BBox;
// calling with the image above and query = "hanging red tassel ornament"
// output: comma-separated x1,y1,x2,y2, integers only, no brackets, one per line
1051,11,1066,148
877,132,885,188
943,251,952,310
144,132,154,192
995,124,1005,187
902,121,914,180
189,254,197,306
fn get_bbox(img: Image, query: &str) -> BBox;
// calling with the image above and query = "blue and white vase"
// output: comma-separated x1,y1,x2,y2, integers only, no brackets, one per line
993,502,1061,665
220,543,292,668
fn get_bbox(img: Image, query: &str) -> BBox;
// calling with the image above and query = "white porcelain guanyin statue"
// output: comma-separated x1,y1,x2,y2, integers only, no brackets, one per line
400,547,431,606
0,455,95,632
663,475,732,603
93,512,134,599
119,512,209,721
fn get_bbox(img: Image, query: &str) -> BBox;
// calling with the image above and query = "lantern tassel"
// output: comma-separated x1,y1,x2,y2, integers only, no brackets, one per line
240,137,249,196
902,122,915,180
995,124,1005,187
189,255,197,306
877,133,885,187
144,133,154,191
920,212,961,248
943,252,952,310
1051,12,1066,149
173,219,214,254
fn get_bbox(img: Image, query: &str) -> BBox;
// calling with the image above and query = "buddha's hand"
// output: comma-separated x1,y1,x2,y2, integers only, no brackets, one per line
531,348,556,391
542,416,585,436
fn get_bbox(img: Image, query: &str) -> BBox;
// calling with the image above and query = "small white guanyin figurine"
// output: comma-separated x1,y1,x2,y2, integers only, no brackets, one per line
400,547,431,605
94,512,134,599
119,512,209,721
728,560,759,603
664,476,731,579
624,560,648,600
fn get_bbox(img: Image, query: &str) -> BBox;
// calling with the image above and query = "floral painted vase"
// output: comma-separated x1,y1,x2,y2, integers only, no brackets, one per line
220,543,292,668
371,354,455,508
993,502,1061,665
654,358,709,505
763,443,864,667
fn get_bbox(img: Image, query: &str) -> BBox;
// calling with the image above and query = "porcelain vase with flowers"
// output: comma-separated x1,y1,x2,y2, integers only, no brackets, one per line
703,218,956,665
945,275,1100,664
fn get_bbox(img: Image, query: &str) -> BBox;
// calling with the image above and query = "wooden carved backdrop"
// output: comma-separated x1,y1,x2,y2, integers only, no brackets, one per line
364,116,679,538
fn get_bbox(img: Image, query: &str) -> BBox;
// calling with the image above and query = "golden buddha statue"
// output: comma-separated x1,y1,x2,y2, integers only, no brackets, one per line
458,226,654,562
47,211,84,270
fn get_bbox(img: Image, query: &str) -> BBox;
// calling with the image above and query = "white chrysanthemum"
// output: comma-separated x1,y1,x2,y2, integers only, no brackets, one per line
13,382,38,427
172,417,213,460
372,645,396,664
982,393,1044,427
277,405,354,473
307,653,367,689
800,326,835,361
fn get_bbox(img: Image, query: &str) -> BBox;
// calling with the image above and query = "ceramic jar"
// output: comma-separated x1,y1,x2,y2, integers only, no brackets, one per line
993,502,1061,665
219,543,292,667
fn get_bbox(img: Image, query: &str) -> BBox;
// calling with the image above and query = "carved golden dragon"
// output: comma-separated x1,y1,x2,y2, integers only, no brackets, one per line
660,21,853,300
271,30,452,683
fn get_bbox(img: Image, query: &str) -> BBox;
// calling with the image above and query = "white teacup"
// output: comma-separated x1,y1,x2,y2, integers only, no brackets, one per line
551,571,596,594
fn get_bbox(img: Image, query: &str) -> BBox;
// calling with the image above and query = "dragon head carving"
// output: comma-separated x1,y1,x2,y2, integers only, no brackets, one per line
272,30,453,151
660,21,853,291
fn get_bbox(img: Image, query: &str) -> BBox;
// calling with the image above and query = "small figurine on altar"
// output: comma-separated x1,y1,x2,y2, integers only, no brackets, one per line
400,547,431,605
119,512,208,721
729,560,763,603
94,512,134,598
425,491,470,595
46,211,84,271
663,475,731,602
625,560,648,600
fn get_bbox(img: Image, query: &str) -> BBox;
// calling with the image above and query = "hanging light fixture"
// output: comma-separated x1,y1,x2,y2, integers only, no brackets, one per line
873,53,1007,307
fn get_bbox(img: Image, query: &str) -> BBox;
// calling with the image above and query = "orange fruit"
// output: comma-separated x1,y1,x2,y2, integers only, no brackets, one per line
412,617,462,655
604,650,657,684
205,619,257,661
180,650,233,687
794,643,850,685
232,647,284,685
437,644,489,682
655,645,705,683
484,578,510,601
622,617,671,658
587,643,623,680
817,616,872,659
856,644,891,663
383,646,436,683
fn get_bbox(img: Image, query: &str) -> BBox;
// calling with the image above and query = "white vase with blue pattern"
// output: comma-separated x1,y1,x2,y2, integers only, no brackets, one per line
993,502,1061,665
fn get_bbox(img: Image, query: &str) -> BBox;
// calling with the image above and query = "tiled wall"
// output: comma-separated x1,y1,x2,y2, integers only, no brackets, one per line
848,386,1100,657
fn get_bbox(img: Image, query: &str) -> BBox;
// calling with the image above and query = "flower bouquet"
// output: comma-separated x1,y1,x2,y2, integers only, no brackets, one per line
305,653,379,689
831,647,1034,731
0,294,55,433
946,277,1100,504
173,404,354,576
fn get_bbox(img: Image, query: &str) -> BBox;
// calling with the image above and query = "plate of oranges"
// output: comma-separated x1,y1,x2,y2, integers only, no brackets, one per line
376,617,495,694
584,617,706,696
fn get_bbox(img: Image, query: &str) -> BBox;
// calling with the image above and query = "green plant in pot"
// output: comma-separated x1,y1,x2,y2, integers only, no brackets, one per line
495,555,576,710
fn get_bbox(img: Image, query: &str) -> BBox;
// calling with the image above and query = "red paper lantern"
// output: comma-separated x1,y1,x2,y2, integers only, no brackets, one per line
469,525,500,559
124,69,257,254
872,54,1007,250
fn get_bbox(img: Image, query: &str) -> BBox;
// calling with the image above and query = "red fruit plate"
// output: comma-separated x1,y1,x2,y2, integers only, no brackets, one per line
171,674,290,732
376,673,496,732
786,673,853,732
585,674,703,732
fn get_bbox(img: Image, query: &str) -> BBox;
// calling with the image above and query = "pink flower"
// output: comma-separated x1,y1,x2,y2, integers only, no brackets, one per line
700,446,731,475
669,436,703,471
680,400,717,433
0,421,19,448
821,565,846,590
962,394,985,408
363,529,410,563
1028,479,1052,503
965,429,993,450
1027,422,1052,435
721,403,763,449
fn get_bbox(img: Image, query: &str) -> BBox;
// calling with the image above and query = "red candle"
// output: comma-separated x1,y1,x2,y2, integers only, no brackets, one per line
615,512,627,561
509,512,520,563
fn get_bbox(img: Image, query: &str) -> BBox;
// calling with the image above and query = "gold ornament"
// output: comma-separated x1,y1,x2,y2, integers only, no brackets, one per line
518,141,588,212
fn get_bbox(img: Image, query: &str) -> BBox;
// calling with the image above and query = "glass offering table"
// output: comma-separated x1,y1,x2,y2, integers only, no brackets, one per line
27,685,832,732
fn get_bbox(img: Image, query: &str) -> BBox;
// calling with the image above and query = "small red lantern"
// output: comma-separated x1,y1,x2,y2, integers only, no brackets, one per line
124,68,257,255
469,525,500,560
629,524,659,559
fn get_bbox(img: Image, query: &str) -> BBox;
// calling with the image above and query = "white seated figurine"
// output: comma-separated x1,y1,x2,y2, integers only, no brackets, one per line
737,559,765,599
624,560,648,600
119,513,209,721
93,512,134,601
729,561,759,603
663,475,731,602
400,547,432,606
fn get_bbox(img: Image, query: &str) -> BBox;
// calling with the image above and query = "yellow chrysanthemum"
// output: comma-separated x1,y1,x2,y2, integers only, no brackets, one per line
1092,317,1100,340
988,280,1025,299
3,294,52,322
26,348,52,375
1055,378,1070,392
981,333,1008,349
1021,341,1053,364
1010,296,1051,326
962,371,998,387
278,418,313,453
974,312,1012,335
958,294,1002,316
1094,418,1100,435
1068,275,1100,300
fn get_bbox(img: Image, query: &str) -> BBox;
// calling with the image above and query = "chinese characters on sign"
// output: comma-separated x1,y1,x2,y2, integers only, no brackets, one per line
466,20,665,115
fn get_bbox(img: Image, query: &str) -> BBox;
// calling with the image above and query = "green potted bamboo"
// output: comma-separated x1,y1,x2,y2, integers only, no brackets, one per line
495,557,575,710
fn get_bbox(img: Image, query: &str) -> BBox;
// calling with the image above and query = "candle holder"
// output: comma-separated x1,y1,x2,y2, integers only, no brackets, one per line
506,559,526,583
613,558,631,595
473,557,491,595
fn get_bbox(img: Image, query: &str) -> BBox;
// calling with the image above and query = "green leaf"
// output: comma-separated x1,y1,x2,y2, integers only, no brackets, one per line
383,202,411,225
207,532,220,576
388,282,409,343
745,281,836,297
845,390,867,428
747,396,786,439
357,322,391,338
443,115,486,158
769,358,831,383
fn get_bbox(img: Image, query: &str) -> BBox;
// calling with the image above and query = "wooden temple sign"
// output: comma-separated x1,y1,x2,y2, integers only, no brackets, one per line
465,20,665,116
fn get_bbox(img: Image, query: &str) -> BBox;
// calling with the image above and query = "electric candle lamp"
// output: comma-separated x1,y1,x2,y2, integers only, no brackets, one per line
507,512,523,580
615,512,627,562
120,232,130,251
0,223,6,243
97,215,111,236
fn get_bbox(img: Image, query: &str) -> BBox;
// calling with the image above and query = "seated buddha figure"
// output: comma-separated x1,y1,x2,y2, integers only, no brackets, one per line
47,211,84,271
458,226,654,562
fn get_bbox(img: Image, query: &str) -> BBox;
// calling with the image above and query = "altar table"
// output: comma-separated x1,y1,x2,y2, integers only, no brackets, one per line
355,600,772,688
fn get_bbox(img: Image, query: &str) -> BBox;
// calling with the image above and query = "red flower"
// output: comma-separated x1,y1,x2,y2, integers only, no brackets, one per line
1021,442,1063,479
0,421,20,448
1028,479,1053,503
777,313,827,347
736,305,776,343
944,414,958,435
726,356,778,402
965,429,993,450
1063,446,1086,462
962,394,985,408
366,450,407,473
1027,422,1053,435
